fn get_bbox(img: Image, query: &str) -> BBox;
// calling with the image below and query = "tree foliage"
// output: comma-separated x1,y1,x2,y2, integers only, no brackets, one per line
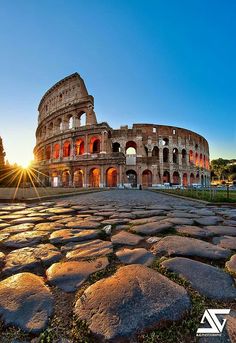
211,158,236,181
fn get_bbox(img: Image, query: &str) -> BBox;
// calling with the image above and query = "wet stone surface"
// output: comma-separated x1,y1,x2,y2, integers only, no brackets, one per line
0,189,236,341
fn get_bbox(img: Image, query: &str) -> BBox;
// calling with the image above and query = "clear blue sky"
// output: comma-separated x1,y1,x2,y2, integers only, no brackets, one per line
0,0,235,165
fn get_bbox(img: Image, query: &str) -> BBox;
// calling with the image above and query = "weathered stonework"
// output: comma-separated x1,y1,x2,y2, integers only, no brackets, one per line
34,73,210,188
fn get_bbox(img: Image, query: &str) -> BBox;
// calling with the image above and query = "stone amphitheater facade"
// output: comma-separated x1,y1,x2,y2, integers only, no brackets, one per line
34,73,210,188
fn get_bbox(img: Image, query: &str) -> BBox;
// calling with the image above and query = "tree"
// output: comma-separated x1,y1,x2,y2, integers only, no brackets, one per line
211,158,229,181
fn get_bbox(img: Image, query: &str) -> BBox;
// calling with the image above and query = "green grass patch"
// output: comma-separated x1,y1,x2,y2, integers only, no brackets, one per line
154,188,236,203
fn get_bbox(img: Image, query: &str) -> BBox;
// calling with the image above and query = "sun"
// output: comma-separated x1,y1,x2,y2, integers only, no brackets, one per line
20,161,31,169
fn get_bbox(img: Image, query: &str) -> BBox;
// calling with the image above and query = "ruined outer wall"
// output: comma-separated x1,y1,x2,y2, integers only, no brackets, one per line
34,74,210,188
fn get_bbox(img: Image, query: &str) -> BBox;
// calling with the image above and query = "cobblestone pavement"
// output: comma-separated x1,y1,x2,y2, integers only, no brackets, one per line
0,190,236,343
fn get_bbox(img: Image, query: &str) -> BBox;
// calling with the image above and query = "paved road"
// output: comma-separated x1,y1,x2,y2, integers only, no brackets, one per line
55,189,204,207
0,189,236,342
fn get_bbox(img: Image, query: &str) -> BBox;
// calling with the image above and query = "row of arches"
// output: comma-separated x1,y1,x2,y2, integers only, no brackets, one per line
55,167,118,188
38,112,87,141
51,167,209,188
40,137,101,160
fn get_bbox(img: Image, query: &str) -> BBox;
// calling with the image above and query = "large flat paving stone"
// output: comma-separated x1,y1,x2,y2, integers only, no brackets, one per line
0,272,54,333
0,205,26,212
102,218,130,225
150,235,231,260
46,257,109,292
111,230,144,245
167,218,194,225
65,220,101,229
213,236,236,249
1,231,49,248
226,254,236,274
3,244,62,275
10,217,46,225
194,216,221,226
34,222,65,231
205,225,236,236
167,212,199,218
1,223,35,234
162,257,236,300
49,229,99,244
175,225,214,238
0,214,24,221
190,209,216,216
74,264,191,341
46,207,76,215
116,248,155,266
131,222,173,235
65,239,113,260
131,210,165,218
129,216,167,226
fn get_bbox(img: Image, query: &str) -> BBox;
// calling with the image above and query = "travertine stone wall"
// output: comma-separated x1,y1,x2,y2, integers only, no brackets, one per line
34,74,210,188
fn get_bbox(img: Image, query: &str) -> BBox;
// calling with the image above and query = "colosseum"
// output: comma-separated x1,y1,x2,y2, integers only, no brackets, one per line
34,73,210,188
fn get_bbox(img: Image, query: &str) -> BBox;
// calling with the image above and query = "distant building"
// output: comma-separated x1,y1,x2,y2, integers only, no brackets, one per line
34,73,210,187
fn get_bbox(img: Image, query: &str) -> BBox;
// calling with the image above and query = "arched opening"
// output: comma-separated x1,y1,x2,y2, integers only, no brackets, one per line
196,173,200,184
46,146,51,160
203,155,206,168
182,149,187,164
204,175,207,186
89,168,100,187
75,139,84,155
63,141,71,157
126,141,137,155
142,170,152,187
163,171,170,183
195,152,199,166
112,142,120,153
173,148,178,164
152,146,159,158
173,171,180,185
126,170,137,188
163,148,169,163
53,144,60,159
59,121,63,132
74,169,83,187
144,146,148,156
52,171,59,187
90,137,101,153
69,116,73,129
106,167,117,187
189,150,194,164
162,138,169,146
62,170,70,187
79,112,86,127
183,173,188,186
190,173,195,185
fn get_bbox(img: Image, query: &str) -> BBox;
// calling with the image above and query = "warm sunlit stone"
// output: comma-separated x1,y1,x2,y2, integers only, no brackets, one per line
151,235,231,259
162,257,236,300
0,273,54,333
75,264,191,340
3,244,62,275
46,257,109,292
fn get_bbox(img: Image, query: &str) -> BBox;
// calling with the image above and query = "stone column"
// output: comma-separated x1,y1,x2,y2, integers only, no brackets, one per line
159,146,164,184
100,165,104,188
83,135,89,154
